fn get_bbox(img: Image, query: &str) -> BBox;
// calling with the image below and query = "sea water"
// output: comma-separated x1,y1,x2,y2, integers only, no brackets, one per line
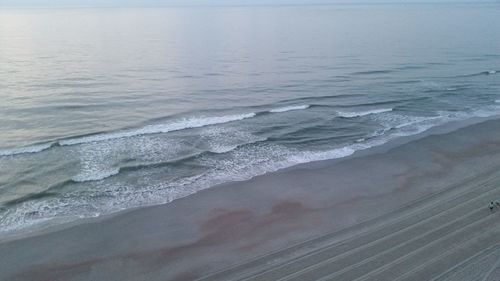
1,3,500,235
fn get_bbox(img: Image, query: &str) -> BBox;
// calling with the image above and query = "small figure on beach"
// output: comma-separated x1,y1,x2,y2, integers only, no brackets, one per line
489,202,495,212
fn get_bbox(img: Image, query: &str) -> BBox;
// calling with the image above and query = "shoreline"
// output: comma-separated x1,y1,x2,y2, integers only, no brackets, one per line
2,116,500,280
1,114,498,244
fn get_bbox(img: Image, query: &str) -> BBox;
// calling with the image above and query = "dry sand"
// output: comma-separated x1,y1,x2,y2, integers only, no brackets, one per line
2,118,500,281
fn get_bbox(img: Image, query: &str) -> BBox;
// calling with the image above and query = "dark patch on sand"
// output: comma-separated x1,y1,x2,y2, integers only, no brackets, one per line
9,200,315,281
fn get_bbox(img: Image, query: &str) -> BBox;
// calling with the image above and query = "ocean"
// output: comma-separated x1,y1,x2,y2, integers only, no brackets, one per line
1,3,500,237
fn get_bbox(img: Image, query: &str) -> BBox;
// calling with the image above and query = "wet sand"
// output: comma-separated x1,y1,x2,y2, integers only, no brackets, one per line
3,117,500,281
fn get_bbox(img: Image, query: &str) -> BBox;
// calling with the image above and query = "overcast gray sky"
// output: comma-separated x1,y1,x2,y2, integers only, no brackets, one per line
0,0,493,7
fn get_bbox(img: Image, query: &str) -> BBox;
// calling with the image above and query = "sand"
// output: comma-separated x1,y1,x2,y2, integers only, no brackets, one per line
2,117,500,281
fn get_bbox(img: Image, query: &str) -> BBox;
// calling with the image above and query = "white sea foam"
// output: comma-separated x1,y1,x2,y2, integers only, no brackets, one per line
5,105,500,237
201,127,267,154
72,168,120,182
1,113,258,157
0,142,366,236
269,105,310,113
72,127,266,183
0,137,413,236
393,116,441,130
70,142,123,182
0,143,53,157
337,108,393,118
209,145,238,154
59,113,256,146
469,105,500,118
287,146,359,164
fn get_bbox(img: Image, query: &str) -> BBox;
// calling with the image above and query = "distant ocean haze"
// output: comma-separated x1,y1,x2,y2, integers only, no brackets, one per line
0,3,500,236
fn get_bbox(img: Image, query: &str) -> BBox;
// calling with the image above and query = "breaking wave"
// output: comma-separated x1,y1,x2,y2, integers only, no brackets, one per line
0,143,53,157
59,113,257,146
72,168,120,182
0,113,258,157
337,108,393,118
269,105,310,113
0,105,314,157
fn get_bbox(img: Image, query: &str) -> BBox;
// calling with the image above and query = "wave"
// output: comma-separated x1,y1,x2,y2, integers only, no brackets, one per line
2,104,314,157
66,129,268,183
4,105,500,237
287,145,360,165
0,112,260,157
461,70,499,77
337,108,393,118
393,116,441,130
72,168,120,182
337,98,411,108
280,94,363,104
269,105,310,113
58,113,256,146
0,143,53,157
350,70,393,75
0,142,380,236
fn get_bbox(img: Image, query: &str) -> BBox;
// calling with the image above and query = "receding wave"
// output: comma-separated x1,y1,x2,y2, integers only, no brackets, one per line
3,191,60,207
69,135,268,183
337,108,393,118
72,168,120,182
269,105,310,113
0,143,53,157
58,113,257,146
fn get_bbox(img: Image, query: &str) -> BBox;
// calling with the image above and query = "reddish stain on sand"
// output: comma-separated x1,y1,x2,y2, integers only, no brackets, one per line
14,200,316,281
200,209,254,237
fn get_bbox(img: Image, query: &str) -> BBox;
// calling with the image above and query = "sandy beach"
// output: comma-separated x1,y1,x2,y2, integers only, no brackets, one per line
2,117,500,281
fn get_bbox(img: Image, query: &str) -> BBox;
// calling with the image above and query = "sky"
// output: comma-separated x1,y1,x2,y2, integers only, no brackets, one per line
0,0,494,7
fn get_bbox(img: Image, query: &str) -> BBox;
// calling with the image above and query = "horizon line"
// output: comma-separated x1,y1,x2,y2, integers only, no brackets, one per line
1,1,498,9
